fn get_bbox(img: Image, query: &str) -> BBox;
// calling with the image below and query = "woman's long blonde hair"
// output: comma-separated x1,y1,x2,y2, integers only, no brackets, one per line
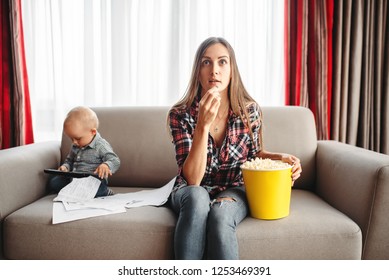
169,37,262,147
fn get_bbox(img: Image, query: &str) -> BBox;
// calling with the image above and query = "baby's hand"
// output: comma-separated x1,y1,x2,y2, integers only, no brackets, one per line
58,165,68,172
94,163,112,179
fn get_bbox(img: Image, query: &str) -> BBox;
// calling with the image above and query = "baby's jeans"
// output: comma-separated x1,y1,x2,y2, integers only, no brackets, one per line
47,175,110,197
169,185,249,260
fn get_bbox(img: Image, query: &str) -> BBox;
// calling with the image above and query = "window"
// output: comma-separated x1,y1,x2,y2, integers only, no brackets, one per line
22,0,284,142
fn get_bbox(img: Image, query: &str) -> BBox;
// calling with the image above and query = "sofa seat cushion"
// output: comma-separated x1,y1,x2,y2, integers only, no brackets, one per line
4,188,362,260
4,190,176,260
237,189,362,259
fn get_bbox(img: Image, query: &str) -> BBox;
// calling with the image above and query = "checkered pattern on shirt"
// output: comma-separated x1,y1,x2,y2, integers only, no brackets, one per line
169,94,261,197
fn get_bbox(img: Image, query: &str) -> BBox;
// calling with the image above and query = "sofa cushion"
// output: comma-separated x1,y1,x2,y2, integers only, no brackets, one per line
4,189,361,259
260,106,317,190
238,189,362,259
3,190,176,260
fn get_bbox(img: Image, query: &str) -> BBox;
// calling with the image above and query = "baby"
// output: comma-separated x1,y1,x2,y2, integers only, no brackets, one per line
48,106,120,197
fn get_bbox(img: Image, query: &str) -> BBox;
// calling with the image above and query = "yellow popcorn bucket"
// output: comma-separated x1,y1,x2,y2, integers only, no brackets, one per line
241,166,292,220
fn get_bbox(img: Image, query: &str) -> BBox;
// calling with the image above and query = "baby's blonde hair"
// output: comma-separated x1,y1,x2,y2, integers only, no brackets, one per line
64,106,99,130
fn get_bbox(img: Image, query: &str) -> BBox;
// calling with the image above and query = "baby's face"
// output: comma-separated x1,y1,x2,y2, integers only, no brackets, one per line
65,121,96,148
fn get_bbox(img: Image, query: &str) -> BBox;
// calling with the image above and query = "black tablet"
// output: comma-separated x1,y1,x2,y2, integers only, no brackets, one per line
44,169,101,179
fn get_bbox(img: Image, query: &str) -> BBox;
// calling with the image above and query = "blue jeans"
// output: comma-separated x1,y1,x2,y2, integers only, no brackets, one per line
47,176,109,197
169,185,249,260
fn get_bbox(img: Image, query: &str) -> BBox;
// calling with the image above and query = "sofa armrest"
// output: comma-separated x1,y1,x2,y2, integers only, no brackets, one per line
316,140,389,259
0,141,61,220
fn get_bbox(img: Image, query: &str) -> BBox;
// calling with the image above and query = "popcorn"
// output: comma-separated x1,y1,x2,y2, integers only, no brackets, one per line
241,157,292,170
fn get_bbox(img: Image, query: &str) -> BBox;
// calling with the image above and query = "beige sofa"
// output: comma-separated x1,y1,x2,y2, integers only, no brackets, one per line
1,106,389,260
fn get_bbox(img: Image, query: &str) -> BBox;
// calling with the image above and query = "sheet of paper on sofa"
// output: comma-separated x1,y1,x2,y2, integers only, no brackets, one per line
52,177,176,224
61,199,124,211
123,178,175,208
52,202,126,224
60,181,175,212
53,176,100,203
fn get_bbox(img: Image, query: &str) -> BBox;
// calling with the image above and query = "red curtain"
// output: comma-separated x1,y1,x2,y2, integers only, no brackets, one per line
0,0,34,149
284,0,334,140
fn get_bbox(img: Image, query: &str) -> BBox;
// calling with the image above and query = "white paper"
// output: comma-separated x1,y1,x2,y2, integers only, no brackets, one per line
124,177,175,208
61,199,124,211
53,176,101,203
52,177,176,224
52,202,126,224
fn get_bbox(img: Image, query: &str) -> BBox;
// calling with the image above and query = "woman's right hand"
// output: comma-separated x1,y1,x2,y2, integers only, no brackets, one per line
197,86,221,131
182,87,220,185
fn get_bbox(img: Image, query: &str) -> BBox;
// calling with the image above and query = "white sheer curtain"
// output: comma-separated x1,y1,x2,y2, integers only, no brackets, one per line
22,0,284,142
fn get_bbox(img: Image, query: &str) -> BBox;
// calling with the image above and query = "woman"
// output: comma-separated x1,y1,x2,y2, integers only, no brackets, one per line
168,37,302,259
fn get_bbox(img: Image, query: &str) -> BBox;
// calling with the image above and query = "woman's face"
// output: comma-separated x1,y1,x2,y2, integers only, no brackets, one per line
199,43,231,95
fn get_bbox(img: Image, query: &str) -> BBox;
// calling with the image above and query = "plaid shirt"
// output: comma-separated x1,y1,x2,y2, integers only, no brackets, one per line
169,94,261,197
62,132,120,174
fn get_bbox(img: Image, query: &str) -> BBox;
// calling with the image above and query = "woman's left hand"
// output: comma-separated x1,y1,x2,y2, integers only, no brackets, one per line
281,154,302,186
